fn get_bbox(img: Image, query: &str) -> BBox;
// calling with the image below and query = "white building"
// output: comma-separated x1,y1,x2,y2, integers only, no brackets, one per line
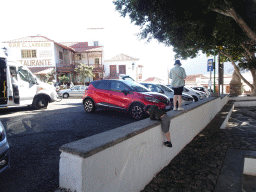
2,36,104,85
104,54,143,82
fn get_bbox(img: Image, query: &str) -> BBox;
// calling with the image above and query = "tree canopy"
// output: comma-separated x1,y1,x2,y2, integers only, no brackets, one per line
114,0,256,94
114,0,256,59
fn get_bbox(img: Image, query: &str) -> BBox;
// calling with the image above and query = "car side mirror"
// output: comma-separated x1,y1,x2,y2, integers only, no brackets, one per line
122,90,130,95
158,90,164,94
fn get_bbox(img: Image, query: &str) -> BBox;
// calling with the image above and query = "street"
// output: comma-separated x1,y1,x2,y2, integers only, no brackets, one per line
0,98,136,192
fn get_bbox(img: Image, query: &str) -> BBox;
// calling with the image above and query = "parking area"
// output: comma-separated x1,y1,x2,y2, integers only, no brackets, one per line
0,99,135,192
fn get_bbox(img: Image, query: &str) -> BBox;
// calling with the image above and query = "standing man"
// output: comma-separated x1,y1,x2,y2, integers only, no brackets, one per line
170,60,187,110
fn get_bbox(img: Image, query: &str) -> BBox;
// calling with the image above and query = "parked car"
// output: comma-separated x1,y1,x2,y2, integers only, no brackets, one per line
141,83,194,106
82,79,172,120
0,121,10,174
192,87,210,97
183,87,203,101
58,85,88,98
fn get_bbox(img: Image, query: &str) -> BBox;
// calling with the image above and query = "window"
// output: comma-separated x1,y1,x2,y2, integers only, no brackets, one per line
95,58,99,64
119,65,126,74
59,51,63,60
18,67,35,83
75,54,81,61
21,50,37,58
97,80,110,90
111,81,126,92
93,41,99,46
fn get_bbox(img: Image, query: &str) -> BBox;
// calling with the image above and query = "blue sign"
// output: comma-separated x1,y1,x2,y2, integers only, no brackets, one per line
207,59,213,72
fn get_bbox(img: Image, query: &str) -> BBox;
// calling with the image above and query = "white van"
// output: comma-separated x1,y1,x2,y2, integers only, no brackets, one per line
0,48,58,109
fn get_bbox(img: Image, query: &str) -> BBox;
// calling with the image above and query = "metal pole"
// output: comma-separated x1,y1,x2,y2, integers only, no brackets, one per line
218,52,220,96
214,49,216,93
210,71,212,92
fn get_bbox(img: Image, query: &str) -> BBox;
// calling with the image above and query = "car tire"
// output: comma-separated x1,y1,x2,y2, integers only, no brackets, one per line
34,96,49,109
63,93,69,98
192,95,198,102
130,103,145,120
83,99,95,113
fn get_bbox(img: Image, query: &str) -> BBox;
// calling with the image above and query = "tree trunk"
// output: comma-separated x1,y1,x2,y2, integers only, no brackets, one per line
221,52,253,90
250,69,256,95
212,5,256,42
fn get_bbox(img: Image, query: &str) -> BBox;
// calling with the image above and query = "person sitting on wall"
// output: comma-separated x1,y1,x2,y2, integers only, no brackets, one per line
144,105,172,148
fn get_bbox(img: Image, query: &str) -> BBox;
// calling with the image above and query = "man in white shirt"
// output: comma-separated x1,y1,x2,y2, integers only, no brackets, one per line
169,60,187,110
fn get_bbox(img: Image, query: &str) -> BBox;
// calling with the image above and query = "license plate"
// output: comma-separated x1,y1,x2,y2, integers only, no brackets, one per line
165,106,171,110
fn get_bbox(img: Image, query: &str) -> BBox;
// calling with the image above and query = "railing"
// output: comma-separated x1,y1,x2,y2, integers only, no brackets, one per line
59,96,230,192
56,63,76,73
56,63,104,73
74,63,104,72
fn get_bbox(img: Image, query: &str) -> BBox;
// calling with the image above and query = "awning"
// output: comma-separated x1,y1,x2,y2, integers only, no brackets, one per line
34,68,54,75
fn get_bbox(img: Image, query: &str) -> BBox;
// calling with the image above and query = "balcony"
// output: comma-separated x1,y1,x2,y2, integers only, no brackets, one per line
57,63,104,73
74,63,104,72
56,63,76,73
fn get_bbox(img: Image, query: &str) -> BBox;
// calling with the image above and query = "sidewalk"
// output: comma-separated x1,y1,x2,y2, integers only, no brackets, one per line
141,99,256,192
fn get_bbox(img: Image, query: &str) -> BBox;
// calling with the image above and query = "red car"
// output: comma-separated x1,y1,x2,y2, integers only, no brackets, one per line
82,79,172,120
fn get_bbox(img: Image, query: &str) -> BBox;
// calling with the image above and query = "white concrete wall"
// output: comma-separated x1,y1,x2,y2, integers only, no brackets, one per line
244,158,256,176
59,96,229,192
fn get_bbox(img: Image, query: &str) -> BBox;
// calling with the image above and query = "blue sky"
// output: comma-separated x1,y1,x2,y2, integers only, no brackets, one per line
0,0,230,79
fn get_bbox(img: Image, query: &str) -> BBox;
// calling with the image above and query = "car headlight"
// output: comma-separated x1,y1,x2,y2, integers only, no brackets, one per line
145,96,160,103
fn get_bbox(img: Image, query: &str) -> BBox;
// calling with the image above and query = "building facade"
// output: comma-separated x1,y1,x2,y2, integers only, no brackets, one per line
104,53,143,82
2,36,104,85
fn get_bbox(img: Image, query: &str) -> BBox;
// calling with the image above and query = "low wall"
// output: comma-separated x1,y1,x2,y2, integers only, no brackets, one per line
59,95,229,192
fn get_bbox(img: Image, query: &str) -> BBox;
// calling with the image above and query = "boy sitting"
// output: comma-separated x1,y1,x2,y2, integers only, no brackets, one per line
145,105,172,148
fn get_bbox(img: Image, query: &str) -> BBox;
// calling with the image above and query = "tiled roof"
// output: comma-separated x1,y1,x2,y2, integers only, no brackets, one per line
3,36,75,52
143,77,163,82
3,36,52,43
60,42,102,53
185,74,203,81
105,54,139,62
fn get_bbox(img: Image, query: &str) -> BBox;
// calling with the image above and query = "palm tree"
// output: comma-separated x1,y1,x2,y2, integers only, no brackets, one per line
75,63,95,85
58,75,69,85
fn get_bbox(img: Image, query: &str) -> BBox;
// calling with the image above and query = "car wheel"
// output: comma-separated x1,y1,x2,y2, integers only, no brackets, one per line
34,96,49,109
130,103,144,120
63,93,69,98
83,99,95,113
192,95,198,102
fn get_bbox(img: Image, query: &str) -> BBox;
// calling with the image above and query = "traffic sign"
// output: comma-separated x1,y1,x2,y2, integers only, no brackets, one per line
207,59,213,72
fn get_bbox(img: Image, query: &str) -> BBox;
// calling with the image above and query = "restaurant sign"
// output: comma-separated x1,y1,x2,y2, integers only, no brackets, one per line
18,59,54,67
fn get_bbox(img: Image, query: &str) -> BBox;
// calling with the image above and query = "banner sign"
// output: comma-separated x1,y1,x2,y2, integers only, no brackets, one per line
207,59,213,72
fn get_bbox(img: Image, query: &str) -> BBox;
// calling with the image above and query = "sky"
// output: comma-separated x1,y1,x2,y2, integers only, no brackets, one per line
0,0,223,80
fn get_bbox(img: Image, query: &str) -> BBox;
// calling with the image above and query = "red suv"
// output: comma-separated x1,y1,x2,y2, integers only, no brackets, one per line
82,79,172,120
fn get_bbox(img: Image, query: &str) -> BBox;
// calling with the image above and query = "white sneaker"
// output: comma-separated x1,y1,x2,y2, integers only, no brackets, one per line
173,107,177,110
178,107,184,111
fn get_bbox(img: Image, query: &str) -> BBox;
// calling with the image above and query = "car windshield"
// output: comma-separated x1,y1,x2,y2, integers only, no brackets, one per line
158,84,173,92
124,81,150,92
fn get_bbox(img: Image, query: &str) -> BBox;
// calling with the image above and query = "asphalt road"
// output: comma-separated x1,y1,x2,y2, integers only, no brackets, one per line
0,98,136,192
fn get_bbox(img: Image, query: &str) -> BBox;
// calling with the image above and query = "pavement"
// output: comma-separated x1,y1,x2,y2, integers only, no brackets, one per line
140,98,256,192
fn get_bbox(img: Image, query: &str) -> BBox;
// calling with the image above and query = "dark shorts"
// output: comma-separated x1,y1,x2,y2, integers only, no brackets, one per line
161,114,171,133
172,86,183,95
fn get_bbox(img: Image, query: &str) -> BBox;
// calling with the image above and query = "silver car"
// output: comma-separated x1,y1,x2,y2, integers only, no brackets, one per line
140,83,194,106
0,121,10,174
58,85,88,98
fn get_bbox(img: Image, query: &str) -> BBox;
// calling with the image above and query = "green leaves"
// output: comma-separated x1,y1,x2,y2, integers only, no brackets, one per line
74,63,95,85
